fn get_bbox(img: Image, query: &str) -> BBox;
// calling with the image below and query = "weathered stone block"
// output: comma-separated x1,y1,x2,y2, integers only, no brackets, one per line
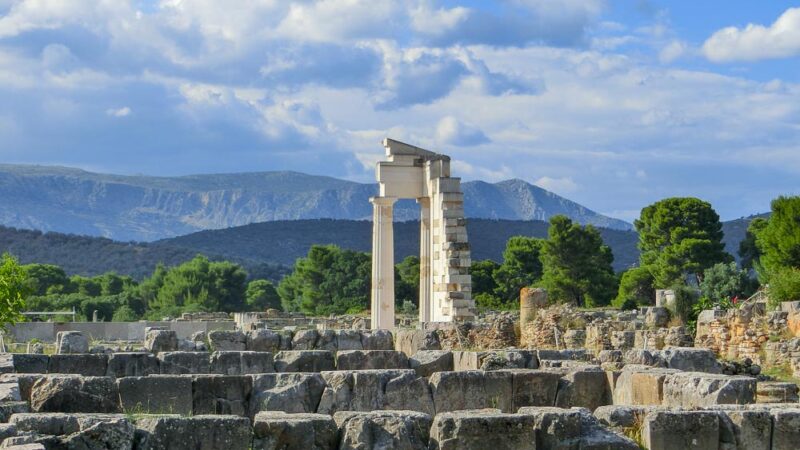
314,330,338,352
274,351,335,372
208,330,247,351
2,374,46,403
642,410,720,450
291,330,319,350
662,372,755,407
429,409,534,450
144,328,178,353
0,381,21,402
336,410,432,450
715,408,771,450
335,350,408,370
520,406,639,450
318,369,434,416
658,347,722,374
134,415,252,450
552,366,611,411
393,329,439,356
56,331,88,354
210,351,274,375
503,369,560,410
429,370,513,413
117,375,193,415
409,351,453,377
30,376,119,413
192,375,252,416
335,330,364,351
11,355,49,374
361,330,394,350
593,405,662,429
756,381,799,403
770,408,800,450
250,373,325,416
613,366,679,406
252,411,337,450
106,353,160,378
0,401,30,422
247,329,282,353
11,413,135,449
48,354,108,376
158,352,211,374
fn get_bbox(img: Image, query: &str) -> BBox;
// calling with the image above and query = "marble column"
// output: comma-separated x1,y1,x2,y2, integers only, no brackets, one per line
418,197,431,323
370,196,397,330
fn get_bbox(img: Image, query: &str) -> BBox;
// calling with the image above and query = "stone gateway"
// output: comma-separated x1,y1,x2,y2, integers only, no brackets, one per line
370,138,475,329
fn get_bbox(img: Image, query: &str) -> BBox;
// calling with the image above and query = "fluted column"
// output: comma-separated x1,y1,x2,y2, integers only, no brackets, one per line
370,196,397,330
418,197,432,323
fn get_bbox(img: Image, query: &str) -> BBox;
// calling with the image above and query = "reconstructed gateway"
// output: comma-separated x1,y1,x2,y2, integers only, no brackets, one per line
370,138,474,330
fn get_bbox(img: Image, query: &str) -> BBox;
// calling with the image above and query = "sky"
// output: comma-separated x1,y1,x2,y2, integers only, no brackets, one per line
0,0,799,223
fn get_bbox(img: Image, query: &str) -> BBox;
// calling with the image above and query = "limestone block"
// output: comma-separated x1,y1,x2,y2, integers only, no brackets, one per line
29,376,119,413
10,355,49,374
334,330,364,351
11,413,81,435
117,375,193,415
2,374,46,403
642,410,720,450
429,409,534,450
106,353,159,378
134,415,252,450
0,401,30,422
252,412,337,450
519,406,639,450
502,369,560,410
274,351,335,372
56,331,88,354
291,330,319,350
192,375,252,416
208,330,247,351
429,370,513,413
210,351,274,375
714,409,771,450
593,405,662,429
756,381,799,403
613,366,679,406
361,330,394,350
662,372,755,407
657,347,722,374
60,416,135,450
552,366,611,412
537,349,588,362
409,351,453,377
249,373,326,416
277,330,294,350
144,328,178,353
335,410,431,450
247,329,282,353
48,354,108,376
335,350,408,370
158,352,211,374
645,307,670,328
770,408,800,450
314,330,337,351
622,349,665,367
317,369,434,416
0,381,21,402
11,413,135,449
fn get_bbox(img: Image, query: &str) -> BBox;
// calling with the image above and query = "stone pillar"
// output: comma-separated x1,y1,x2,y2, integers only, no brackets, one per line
520,287,547,325
370,196,397,330
418,197,432,323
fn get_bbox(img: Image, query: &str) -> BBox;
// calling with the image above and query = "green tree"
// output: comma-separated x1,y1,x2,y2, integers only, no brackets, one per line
635,197,731,287
98,272,134,296
24,264,70,296
755,196,800,277
470,259,499,297
208,261,248,312
395,256,420,308
738,217,768,271
768,268,800,308
246,280,281,311
492,236,544,304
613,266,655,309
699,262,755,304
0,253,30,327
539,215,617,307
70,275,102,297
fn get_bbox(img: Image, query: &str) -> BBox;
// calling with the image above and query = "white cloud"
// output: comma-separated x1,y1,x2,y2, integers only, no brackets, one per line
659,40,686,63
535,176,579,194
703,7,800,62
435,116,489,146
106,106,131,117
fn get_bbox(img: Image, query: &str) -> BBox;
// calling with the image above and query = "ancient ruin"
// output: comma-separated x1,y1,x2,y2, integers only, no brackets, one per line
371,138,473,330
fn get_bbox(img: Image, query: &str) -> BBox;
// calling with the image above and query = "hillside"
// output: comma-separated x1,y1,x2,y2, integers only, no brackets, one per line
0,164,631,241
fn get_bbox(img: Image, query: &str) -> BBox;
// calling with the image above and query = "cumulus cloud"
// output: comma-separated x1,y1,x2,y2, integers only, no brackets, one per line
703,7,800,62
535,176,579,194
106,106,130,117
435,116,489,146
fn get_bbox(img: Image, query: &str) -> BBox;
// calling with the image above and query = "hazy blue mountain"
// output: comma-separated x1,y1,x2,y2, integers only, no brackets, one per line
0,164,632,241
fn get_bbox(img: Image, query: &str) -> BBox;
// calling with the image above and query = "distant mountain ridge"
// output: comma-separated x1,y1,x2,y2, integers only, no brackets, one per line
0,164,631,241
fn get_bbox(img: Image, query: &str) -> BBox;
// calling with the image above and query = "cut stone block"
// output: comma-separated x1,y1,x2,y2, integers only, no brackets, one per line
274,351,335,373
249,373,326,416
192,375,252,416
429,409,534,450
144,328,178,353
662,372,756,407
158,352,211,375
409,351,453,378
335,330,364,351
519,406,639,450
252,411,337,450
428,370,513,413
106,353,160,378
134,415,252,450
360,330,394,350
0,401,30,422
56,331,88,354
715,408,771,450
210,351,274,375
48,354,108,377
613,366,679,406
335,350,409,370
117,375,193,415
10,355,49,374
502,369,561,410
247,330,282,353
29,376,119,413
208,330,247,351
756,381,799,403
642,410,720,450
770,407,800,450
552,366,611,412
317,369,434,416
336,410,432,450
657,347,722,374
291,330,319,350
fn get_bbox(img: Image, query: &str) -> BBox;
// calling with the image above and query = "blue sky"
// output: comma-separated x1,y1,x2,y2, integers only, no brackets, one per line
0,1,799,222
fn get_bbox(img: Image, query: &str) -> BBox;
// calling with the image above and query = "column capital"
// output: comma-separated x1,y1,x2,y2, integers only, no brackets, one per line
370,196,397,206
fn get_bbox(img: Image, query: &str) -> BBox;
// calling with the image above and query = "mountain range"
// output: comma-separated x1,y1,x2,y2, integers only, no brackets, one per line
0,164,631,241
